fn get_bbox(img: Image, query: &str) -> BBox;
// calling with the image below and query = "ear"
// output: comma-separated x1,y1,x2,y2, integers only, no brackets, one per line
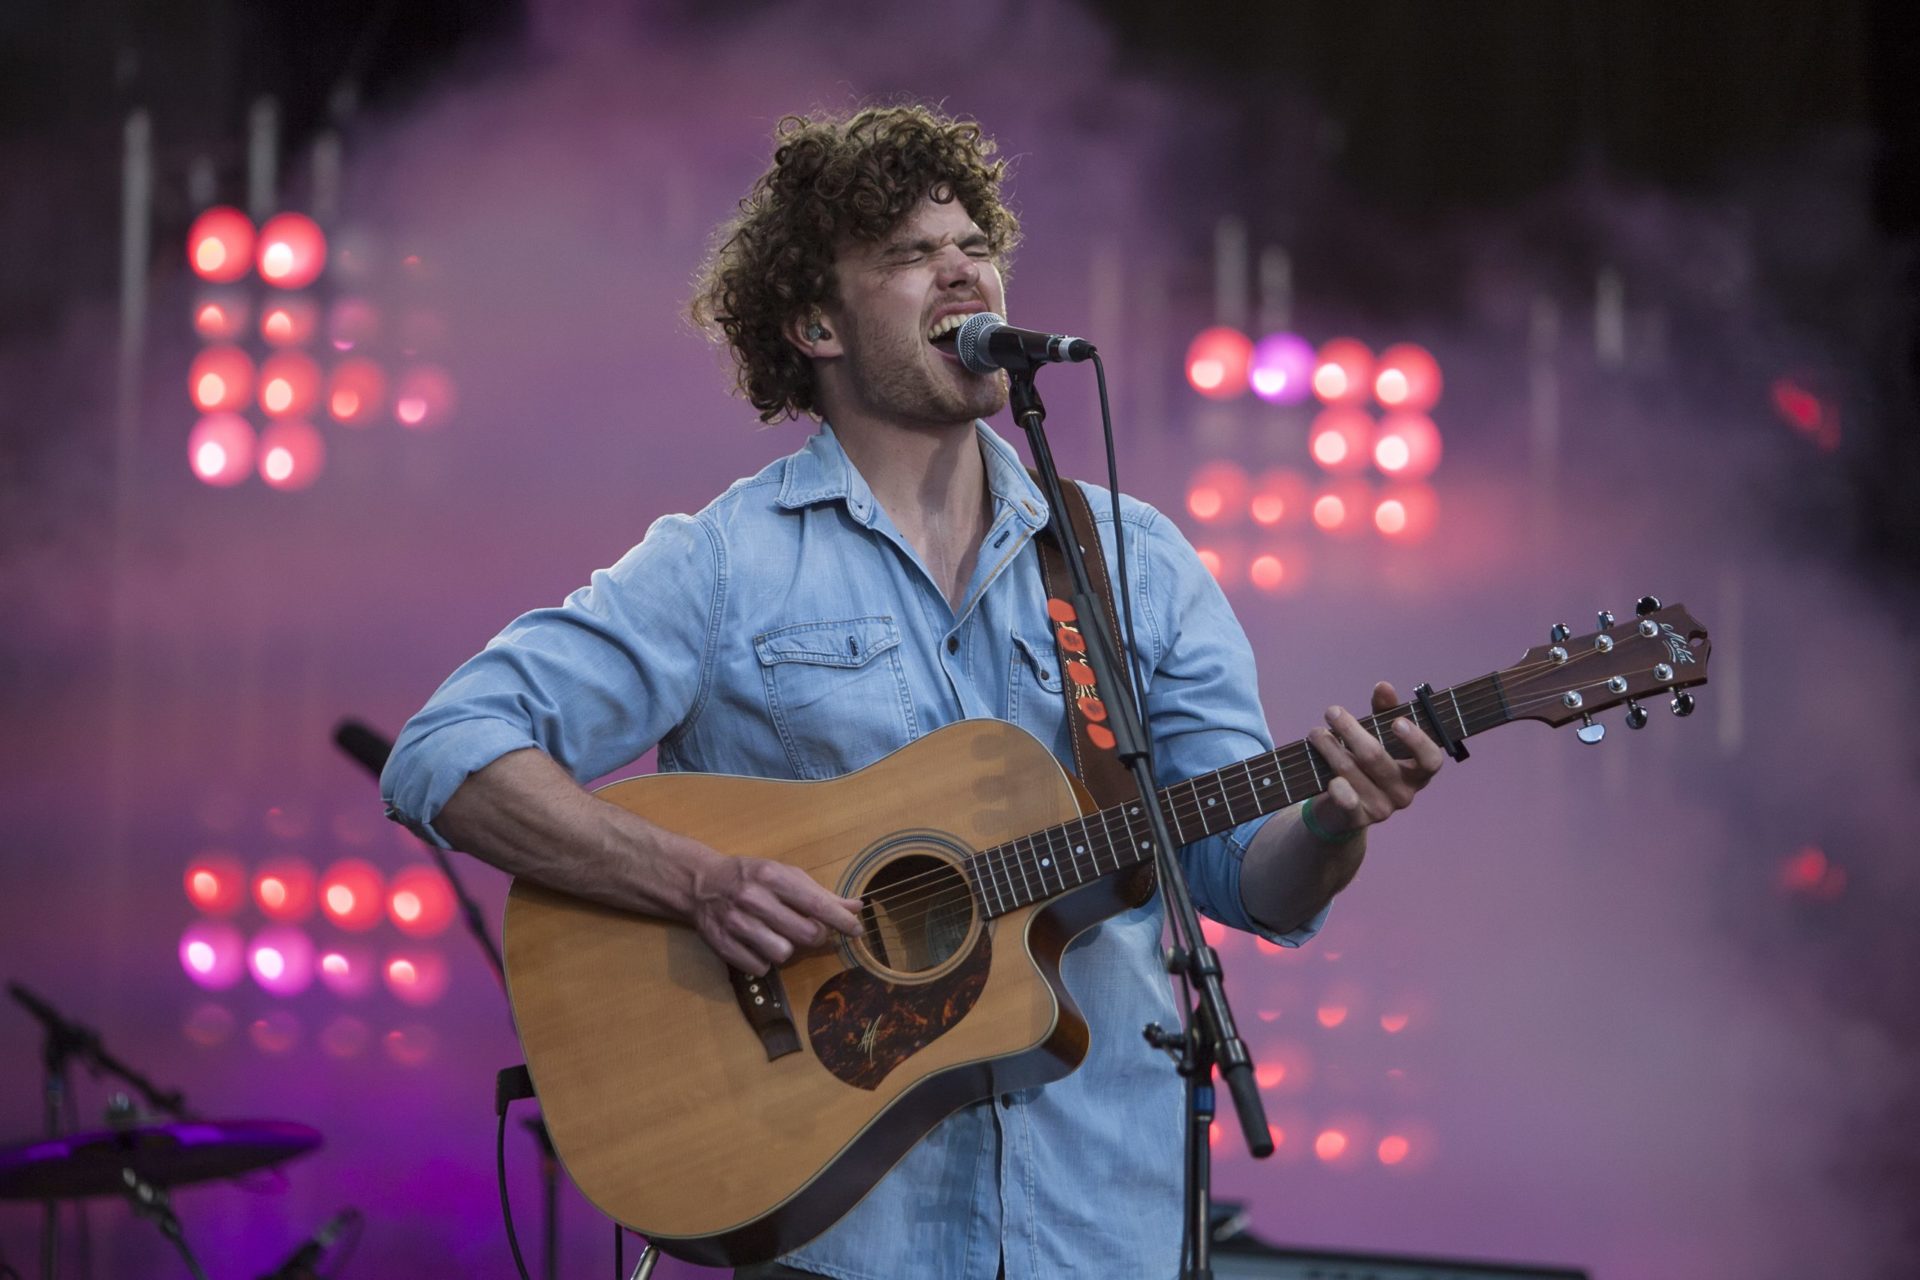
784,309,844,360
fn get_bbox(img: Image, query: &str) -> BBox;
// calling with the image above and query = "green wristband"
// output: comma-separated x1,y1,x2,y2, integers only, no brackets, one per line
1301,795,1363,845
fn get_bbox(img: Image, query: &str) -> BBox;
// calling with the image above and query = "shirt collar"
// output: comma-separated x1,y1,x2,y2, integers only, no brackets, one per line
776,420,1051,530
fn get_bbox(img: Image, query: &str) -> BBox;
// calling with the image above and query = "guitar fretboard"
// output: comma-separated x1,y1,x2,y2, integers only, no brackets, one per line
963,673,1510,918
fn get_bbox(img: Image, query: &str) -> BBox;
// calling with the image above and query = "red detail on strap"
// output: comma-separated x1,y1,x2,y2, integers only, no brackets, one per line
1065,659,1096,687
1047,598,1078,623
1087,724,1117,750
1056,628,1086,653
1076,694,1108,723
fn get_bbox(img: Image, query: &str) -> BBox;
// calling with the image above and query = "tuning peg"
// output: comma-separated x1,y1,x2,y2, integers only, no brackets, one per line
1576,714,1605,744
1670,690,1695,717
1549,622,1571,644
1635,595,1662,617
1625,699,1648,730
1597,609,1615,630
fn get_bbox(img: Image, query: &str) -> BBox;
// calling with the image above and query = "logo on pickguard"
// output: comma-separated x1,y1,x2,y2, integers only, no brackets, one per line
858,1017,884,1062
1660,624,1695,667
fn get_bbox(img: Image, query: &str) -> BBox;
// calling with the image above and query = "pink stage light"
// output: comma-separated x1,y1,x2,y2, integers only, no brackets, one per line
248,1011,302,1055
257,351,320,419
1248,469,1307,528
247,926,315,997
1248,333,1316,404
188,345,254,414
383,950,450,1007
1377,1134,1411,1166
317,945,377,998
256,213,327,289
327,298,381,352
187,207,255,283
192,294,248,342
383,1024,438,1067
1249,554,1286,593
1372,411,1442,479
1185,462,1248,525
393,364,456,430
179,921,245,991
1310,480,1371,536
257,420,325,491
1185,327,1252,400
1373,483,1439,543
1372,343,1442,411
1308,408,1374,475
1311,339,1373,406
320,860,386,931
187,414,257,488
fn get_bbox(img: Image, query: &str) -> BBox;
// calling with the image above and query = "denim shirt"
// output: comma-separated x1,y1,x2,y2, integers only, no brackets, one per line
382,421,1323,1279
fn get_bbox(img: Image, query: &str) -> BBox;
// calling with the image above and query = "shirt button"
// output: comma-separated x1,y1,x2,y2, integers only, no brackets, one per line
999,1093,1014,1108
946,636,959,654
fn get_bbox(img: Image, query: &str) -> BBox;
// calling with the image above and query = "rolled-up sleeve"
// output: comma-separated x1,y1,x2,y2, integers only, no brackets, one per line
381,512,724,847
1131,507,1325,947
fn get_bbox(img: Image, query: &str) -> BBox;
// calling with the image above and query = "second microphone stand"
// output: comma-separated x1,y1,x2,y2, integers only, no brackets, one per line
1007,367,1272,1280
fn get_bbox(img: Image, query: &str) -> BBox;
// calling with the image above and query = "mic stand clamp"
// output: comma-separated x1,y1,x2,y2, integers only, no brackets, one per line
1006,367,1270,1280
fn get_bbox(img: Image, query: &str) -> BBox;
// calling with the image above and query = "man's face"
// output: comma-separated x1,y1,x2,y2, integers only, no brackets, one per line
823,196,1009,429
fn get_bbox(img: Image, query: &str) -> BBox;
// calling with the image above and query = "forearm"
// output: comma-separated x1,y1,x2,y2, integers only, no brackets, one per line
1237,805,1366,935
431,747,710,919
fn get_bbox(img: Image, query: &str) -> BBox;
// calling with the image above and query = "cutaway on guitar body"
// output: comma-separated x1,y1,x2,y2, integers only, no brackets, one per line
501,719,1120,1266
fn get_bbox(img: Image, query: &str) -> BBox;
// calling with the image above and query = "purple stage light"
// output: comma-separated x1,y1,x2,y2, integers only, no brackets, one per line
179,921,245,990
248,925,316,997
1249,333,1315,404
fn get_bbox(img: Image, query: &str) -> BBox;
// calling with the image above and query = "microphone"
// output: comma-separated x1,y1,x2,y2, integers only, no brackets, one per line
332,719,392,779
257,1208,360,1280
954,312,1095,374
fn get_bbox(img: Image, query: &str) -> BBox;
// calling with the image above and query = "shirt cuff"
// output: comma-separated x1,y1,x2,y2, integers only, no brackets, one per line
1221,813,1329,948
380,718,542,851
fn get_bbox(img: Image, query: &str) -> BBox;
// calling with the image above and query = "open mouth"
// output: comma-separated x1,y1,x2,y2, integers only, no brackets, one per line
926,311,970,360
930,332,960,357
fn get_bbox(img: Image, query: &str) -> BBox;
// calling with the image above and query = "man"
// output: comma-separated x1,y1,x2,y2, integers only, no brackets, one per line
382,105,1445,1278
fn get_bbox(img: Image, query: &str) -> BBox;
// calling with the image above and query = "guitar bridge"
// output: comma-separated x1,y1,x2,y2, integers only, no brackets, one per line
729,966,801,1062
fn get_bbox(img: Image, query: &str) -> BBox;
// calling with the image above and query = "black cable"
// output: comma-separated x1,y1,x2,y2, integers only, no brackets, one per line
497,1109,534,1280
614,1224,622,1278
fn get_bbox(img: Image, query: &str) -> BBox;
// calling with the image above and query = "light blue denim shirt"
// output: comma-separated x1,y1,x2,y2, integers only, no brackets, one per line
382,421,1323,1279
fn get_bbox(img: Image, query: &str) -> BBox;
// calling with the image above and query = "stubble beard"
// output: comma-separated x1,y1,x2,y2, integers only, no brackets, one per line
844,316,1008,430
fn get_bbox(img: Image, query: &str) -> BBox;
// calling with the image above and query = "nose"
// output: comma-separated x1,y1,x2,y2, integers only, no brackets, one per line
936,244,981,290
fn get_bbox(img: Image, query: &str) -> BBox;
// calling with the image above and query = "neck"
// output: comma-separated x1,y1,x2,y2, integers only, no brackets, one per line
830,417,987,529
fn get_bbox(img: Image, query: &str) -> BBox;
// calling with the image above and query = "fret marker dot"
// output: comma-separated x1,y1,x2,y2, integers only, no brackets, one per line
1074,845,1085,854
1041,859,1051,868
1207,798,1217,806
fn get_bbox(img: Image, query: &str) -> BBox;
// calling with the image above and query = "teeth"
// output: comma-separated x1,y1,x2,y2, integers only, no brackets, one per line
926,313,970,342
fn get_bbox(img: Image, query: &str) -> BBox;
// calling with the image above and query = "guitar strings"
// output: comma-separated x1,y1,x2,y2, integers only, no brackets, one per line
839,646,1692,927
832,662,1696,936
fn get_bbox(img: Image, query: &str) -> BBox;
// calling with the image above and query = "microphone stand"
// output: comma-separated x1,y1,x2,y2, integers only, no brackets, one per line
330,723,563,1280
1006,368,1271,1280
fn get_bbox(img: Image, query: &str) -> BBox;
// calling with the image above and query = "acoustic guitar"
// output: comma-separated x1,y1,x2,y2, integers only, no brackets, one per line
502,600,1711,1265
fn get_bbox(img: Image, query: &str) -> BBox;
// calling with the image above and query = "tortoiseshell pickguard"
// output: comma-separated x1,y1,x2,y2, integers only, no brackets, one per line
807,934,992,1090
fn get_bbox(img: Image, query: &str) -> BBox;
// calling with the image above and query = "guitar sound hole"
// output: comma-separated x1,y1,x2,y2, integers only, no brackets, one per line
856,854,973,976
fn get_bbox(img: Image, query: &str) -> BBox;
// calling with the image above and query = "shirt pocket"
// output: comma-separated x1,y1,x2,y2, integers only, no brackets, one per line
754,615,918,780
1007,631,1067,747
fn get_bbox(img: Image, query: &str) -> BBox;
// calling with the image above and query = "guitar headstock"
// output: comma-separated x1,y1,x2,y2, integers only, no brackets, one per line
1499,598,1711,739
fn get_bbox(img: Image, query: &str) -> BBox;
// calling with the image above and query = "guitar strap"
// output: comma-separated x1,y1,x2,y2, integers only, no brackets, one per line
1027,472,1156,907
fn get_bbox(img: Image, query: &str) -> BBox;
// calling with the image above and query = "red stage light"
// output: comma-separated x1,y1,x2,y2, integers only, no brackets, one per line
1314,1130,1348,1162
1373,483,1438,543
1185,327,1253,400
257,352,319,419
327,358,388,427
1249,469,1307,528
184,851,246,915
179,921,245,991
1777,845,1846,900
1249,554,1286,592
319,859,385,931
1308,408,1374,475
1372,343,1442,411
189,345,254,414
1255,1062,1288,1089
383,1025,437,1067
1377,1134,1410,1166
1185,462,1248,525
1315,1004,1348,1028
317,944,376,998
248,1011,302,1055
252,856,315,922
1379,1012,1410,1034
1311,339,1373,405
257,420,325,491
1769,377,1840,451
1195,547,1224,580
187,413,257,487
394,364,456,430
187,207,256,283
384,950,450,1007
256,212,327,289
1310,481,1371,537
387,865,455,938
1372,411,1442,479
192,294,248,342
259,297,318,348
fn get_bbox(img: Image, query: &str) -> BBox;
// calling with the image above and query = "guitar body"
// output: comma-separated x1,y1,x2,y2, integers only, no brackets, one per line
502,719,1138,1266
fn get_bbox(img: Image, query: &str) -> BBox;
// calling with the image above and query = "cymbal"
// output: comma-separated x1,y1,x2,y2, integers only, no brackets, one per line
0,1119,322,1200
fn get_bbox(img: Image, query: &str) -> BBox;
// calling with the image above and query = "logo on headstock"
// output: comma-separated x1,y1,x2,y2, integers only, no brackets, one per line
1660,624,1695,668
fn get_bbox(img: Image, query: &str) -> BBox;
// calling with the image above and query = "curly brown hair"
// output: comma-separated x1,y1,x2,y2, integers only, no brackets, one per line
690,105,1021,423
